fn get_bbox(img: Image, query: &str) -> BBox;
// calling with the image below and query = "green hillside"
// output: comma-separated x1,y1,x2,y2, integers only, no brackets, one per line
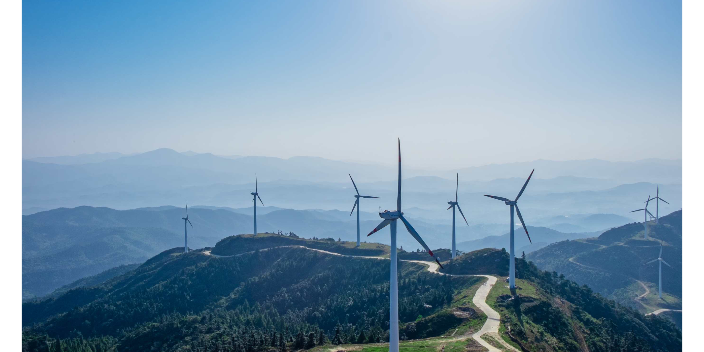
22,235,681,352
527,210,682,316
486,258,680,352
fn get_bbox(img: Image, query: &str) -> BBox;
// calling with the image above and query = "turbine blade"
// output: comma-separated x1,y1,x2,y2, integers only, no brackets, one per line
367,219,392,236
660,197,670,204
485,195,510,202
256,178,258,193
361,195,379,198
631,209,645,213
646,209,655,218
456,203,469,226
515,169,534,201
257,195,264,206
447,205,453,210
349,174,360,195
660,245,663,258
455,173,458,203
661,259,672,268
397,138,402,212
188,219,193,227
515,205,532,244
646,259,658,265
350,199,357,216
399,215,441,267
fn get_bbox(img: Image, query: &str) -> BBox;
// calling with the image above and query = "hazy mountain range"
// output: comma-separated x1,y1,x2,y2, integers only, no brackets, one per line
22,203,625,299
23,149,681,225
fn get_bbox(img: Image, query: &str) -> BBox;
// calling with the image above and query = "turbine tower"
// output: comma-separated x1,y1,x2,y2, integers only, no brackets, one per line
182,205,193,253
367,139,442,352
646,244,672,299
251,178,264,235
632,196,655,239
485,170,534,290
349,174,379,247
648,186,669,224
447,173,469,259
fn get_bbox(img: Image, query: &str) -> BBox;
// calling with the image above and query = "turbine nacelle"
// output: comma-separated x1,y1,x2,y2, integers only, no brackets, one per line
379,210,402,220
251,192,258,196
447,201,458,206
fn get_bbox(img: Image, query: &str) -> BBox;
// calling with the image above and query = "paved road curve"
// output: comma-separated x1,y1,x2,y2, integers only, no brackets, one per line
202,246,516,351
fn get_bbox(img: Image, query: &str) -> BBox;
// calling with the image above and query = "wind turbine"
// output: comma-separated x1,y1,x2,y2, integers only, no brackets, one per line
632,196,655,239
182,205,193,253
484,170,534,290
349,174,379,247
251,178,264,235
447,173,469,259
367,139,442,352
648,186,669,224
646,244,672,299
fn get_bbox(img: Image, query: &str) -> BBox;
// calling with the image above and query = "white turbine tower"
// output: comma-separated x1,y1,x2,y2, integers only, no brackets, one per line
447,173,469,259
251,178,264,235
367,139,442,352
182,205,193,253
485,170,534,291
349,174,379,247
632,196,655,239
646,244,672,299
649,186,669,224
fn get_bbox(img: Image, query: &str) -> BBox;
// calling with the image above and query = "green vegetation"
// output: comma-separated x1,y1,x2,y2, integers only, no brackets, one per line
23,241,473,352
439,248,509,276
22,234,682,352
485,258,681,351
211,233,390,257
527,210,682,315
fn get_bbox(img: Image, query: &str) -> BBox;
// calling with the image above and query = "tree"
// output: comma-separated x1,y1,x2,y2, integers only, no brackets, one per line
522,251,526,260
295,332,305,349
306,332,316,349
333,326,342,345
279,334,287,352
318,330,326,346
356,331,366,344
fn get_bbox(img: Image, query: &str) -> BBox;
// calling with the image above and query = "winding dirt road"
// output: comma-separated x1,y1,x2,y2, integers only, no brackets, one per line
201,245,516,351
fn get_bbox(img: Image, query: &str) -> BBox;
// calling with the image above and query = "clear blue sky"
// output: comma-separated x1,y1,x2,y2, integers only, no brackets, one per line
23,0,681,168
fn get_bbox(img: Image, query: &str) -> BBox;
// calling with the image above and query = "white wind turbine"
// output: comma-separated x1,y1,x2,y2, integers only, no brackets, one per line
367,139,442,352
485,170,534,290
182,205,193,253
251,178,264,235
632,196,655,239
646,244,672,299
447,173,469,259
648,186,669,224
349,174,379,247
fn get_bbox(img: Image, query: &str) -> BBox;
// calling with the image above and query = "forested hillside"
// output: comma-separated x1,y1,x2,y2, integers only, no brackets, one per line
23,243,480,352
527,211,682,314
22,234,682,352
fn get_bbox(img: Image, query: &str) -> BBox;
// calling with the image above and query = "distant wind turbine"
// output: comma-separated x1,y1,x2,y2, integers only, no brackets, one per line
648,186,669,224
632,196,655,239
485,170,534,290
349,174,379,247
182,205,192,253
367,139,442,352
447,173,469,259
646,244,672,299
251,178,264,235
